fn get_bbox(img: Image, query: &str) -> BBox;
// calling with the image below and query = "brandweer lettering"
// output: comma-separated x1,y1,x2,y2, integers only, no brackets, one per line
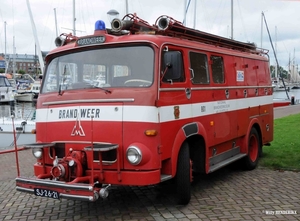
59,109,100,119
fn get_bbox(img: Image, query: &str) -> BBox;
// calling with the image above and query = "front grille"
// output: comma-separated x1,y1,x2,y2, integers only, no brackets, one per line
93,149,117,163
84,144,119,164
49,143,66,159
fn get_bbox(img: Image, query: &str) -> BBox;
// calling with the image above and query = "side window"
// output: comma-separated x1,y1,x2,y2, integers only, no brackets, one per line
211,55,224,84
161,51,185,83
190,51,209,84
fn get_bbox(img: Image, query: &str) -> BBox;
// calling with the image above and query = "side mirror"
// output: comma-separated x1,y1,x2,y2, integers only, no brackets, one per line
163,51,183,80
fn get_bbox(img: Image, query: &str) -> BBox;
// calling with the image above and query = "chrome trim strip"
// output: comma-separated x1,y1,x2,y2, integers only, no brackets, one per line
16,186,34,194
43,98,134,106
59,193,95,201
159,86,272,92
159,88,186,92
250,112,269,119
16,177,93,191
191,86,272,90
77,40,159,49
52,141,112,145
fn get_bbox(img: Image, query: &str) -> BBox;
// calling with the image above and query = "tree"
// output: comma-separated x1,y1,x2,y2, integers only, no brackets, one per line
18,69,25,75
269,65,288,79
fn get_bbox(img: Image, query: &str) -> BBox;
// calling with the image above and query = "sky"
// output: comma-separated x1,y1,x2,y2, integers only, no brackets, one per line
0,0,299,71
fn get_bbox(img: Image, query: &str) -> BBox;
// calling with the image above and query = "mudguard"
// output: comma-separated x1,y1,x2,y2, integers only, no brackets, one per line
170,122,208,177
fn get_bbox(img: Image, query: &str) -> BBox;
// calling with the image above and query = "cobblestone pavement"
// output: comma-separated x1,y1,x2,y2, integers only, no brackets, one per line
0,150,299,221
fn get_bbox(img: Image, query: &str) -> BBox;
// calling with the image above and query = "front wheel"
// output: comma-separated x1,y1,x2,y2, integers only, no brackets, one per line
175,142,191,205
243,128,260,170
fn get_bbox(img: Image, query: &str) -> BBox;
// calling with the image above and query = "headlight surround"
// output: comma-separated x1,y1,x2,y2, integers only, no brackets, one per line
126,146,142,165
32,148,43,159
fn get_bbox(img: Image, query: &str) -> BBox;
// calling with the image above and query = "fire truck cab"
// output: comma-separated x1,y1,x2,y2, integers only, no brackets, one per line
16,14,273,205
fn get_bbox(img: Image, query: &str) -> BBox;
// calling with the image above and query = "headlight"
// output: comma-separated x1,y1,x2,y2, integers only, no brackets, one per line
126,146,142,165
32,148,43,159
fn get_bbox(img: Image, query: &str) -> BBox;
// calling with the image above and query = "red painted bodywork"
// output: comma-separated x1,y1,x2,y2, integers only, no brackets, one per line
15,14,273,202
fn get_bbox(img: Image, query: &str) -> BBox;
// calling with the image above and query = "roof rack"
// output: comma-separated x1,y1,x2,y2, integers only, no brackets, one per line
110,14,268,55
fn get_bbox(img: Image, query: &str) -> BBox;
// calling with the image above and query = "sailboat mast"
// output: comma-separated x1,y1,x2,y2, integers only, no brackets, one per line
13,36,16,75
4,21,7,61
125,0,129,14
231,0,233,39
54,8,58,37
73,0,76,36
260,12,263,49
26,0,44,75
193,0,197,29
275,26,277,79
4,21,8,73
183,0,187,26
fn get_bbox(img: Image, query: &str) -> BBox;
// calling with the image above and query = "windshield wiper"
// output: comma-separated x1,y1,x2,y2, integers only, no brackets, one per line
58,65,67,96
92,85,112,94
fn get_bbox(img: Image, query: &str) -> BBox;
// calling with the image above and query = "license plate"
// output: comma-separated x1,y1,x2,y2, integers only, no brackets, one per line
34,188,60,199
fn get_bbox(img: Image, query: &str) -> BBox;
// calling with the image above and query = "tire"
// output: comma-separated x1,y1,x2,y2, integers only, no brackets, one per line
243,128,260,170
175,142,191,205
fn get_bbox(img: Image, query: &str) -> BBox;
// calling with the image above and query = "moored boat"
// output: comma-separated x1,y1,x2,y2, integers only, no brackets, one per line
0,117,36,149
14,93,34,102
0,74,15,103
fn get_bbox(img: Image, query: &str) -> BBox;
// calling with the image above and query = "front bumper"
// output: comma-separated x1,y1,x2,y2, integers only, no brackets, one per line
16,177,99,202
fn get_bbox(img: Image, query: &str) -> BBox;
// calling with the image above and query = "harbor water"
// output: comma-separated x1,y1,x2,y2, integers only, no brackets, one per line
273,88,300,105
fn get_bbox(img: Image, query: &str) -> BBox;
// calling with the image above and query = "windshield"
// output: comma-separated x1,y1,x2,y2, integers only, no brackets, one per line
41,46,154,93
0,77,11,87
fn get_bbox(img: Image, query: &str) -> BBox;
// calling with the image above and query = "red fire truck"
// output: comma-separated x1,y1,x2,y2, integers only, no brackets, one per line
15,13,273,205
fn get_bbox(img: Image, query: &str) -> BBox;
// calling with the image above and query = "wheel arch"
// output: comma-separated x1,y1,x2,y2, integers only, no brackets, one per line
243,118,262,154
170,122,208,177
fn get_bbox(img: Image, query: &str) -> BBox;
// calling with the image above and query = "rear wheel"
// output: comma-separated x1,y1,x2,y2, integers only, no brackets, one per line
243,128,260,170
175,142,191,205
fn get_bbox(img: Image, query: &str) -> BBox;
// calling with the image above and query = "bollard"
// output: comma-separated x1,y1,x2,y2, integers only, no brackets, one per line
291,95,295,105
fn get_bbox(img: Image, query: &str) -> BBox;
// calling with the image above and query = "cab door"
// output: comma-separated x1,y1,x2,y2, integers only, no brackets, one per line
209,54,238,145
158,46,192,160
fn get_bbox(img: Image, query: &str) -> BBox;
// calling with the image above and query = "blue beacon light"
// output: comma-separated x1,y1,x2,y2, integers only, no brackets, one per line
95,20,106,31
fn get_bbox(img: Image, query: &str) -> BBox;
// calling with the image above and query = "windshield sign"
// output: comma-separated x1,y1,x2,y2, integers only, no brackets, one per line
77,36,106,46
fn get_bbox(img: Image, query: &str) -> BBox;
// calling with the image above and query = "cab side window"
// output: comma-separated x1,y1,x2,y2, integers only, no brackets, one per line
211,55,224,84
190,52,209,84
